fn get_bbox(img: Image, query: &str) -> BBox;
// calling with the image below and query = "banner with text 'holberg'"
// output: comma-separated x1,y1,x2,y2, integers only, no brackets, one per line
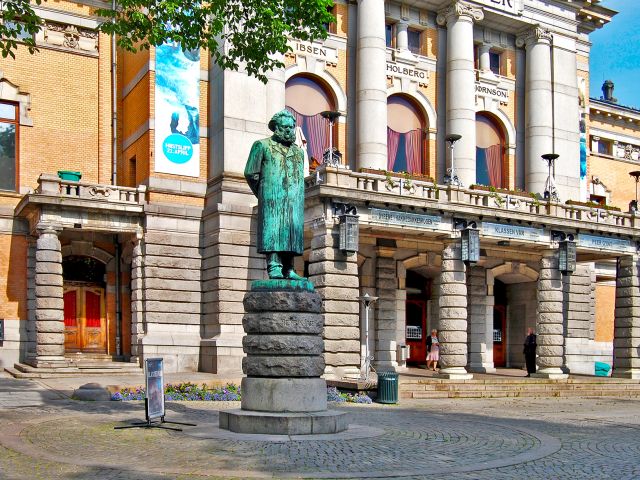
154,43,200,177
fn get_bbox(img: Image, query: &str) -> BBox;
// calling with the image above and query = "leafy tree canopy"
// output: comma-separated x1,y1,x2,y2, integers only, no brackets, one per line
1,0,335,82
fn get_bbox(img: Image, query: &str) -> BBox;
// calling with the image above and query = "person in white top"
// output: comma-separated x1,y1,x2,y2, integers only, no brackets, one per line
426,329,440,372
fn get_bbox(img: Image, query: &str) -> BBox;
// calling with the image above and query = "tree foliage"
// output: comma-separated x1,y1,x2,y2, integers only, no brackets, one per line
1,0,335,82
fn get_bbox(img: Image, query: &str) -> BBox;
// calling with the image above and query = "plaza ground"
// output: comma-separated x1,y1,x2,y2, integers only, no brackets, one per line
0,371,638,479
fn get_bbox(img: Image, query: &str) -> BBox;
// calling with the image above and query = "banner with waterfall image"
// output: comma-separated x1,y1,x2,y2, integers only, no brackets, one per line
154,43,200,177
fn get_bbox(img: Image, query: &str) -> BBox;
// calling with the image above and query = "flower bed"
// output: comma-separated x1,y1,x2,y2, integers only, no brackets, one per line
564,199,621,212
358,168,435,184
469,184,537,199
111,383,373,404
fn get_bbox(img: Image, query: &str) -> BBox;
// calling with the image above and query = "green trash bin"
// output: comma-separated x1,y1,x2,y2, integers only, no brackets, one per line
594,361,611,377
57,170,82,182
377,371,399,404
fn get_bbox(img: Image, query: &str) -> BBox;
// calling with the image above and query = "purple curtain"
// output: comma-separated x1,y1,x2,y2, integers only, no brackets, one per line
387,127,401,171
485,144,503,187
285,106,328,165
404,129,423,174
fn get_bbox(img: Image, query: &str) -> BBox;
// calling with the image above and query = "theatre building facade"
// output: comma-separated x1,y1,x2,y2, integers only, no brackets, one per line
2,0,640,380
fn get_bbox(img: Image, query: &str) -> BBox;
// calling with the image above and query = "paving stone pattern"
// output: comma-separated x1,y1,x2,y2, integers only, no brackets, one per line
0,377,639,479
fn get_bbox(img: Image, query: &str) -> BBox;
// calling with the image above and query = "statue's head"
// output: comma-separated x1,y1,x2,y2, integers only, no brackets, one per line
268,110,296,146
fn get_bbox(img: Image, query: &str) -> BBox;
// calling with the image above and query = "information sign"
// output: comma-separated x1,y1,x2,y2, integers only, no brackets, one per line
145,358,165,420
577,234,633,252
481,222,544,241
370,208,442,229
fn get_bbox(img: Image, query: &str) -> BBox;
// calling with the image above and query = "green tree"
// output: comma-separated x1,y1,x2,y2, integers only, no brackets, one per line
1,0,335,82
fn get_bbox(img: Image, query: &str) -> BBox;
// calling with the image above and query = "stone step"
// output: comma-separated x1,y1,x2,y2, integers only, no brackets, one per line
5,362,143,379
402,388,640,399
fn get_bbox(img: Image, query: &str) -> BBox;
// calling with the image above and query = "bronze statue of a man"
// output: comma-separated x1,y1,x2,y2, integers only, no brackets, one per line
245,110,305,280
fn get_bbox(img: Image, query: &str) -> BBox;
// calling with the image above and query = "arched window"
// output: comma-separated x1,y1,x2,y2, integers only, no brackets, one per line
387,95,426,174
285,75,337,170
476,113,505,188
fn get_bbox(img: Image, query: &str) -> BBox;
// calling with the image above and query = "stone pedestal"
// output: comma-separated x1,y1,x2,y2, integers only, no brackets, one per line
219,281,348,435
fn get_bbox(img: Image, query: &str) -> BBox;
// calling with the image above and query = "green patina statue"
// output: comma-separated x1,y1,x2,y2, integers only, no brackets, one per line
245,110,305,280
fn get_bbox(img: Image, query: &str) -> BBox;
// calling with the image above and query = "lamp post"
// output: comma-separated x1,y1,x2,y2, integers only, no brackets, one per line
629,171,640,213
541,153,560,202
445,134,462,187
357,293,378,380
320,110,342,167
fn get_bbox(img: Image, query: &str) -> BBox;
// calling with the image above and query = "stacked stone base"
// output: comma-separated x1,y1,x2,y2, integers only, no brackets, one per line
219,284,348,435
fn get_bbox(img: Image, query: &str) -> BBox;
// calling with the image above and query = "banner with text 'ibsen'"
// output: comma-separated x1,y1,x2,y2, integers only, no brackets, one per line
154,43,200,177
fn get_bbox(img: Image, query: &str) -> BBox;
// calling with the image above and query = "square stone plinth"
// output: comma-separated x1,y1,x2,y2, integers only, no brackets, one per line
219,409,349,435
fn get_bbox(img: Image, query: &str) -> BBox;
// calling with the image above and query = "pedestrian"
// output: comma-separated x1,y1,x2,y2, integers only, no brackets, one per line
523,327,537,377
426,329,440,371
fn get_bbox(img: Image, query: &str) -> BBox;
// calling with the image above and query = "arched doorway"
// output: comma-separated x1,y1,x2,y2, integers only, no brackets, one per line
285,74,338,170
387,95,427,175
405,270,431,365
63,256,107,353
476,112,506,187
493,279,507,367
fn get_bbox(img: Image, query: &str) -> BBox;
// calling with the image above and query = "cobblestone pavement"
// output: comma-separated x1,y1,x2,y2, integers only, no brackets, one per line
0,376,639,479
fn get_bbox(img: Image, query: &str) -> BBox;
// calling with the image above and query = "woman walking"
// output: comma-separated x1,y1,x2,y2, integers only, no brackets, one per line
426,329,440,371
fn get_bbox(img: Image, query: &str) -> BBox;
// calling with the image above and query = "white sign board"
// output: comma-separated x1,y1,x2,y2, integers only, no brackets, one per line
386,62,429,83
578,234,634,253
482,222,544,242
475,82,509,104
370,208,442,230
290,41,338,64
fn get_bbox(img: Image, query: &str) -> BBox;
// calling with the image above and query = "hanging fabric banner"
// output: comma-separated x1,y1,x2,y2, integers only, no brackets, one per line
154,43,200,177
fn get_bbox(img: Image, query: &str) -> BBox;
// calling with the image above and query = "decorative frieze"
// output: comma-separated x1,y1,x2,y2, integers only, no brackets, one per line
36,21,98,54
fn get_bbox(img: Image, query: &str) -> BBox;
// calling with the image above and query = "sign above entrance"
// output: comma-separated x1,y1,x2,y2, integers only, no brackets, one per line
386,62,429,84
370,208,442,230
482,222,544,242
475,82,509,105
471,0,521,15
577,233,634,253
289,40,338,64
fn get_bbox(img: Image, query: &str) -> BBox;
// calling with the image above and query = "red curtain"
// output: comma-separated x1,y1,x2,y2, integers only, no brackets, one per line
63,291,77,327
387,128,401,171
485,144,503,187
286,106,328,165
85,291,101,328
404,129,423,174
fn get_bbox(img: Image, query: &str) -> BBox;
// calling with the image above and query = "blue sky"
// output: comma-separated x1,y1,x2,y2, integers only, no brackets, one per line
589,0,640,108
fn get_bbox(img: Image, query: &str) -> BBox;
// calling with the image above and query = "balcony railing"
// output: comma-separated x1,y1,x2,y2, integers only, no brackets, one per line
36,173,146,206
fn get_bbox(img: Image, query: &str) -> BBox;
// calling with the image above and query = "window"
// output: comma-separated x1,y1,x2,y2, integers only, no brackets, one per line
476,113,505,188
408,29,421,55
385,23,394,48
598,139,612,155
589,194,606,206
128,156,137,187
0,102,18,191
387,95,426,175
489,51,501,75
323,5,336,34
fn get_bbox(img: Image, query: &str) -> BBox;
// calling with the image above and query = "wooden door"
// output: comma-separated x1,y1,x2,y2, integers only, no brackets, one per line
406,300,427,365
64,286,106,353
493,305,506,367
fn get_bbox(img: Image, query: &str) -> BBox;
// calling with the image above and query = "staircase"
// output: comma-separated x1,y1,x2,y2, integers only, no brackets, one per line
5,355,143,379
400,376,640,399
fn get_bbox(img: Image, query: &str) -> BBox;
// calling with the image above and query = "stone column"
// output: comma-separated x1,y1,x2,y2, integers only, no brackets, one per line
374,248,401,371
535,250,568,379
478,43,491,72
308,225,360,378
516,26,553,196
26,238,37,359
467,266,495,373
612,255,640,379
438,241,472,379
129,235,145,364
437,2,484,187
28,225,66,368
356,0,387,171
396,20,409,52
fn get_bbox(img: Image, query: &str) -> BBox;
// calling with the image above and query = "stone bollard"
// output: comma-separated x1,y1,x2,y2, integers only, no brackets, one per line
219,281,348,435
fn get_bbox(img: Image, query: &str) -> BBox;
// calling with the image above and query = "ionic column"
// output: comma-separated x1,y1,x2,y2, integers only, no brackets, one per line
356,0,387,171
536,250,568,379
516,26,553,196
478,43,491,73
612,254,640,379
437,1,484,187
396,20,409,52
28,225,66,368
308,225,360,378
467,266,495,373
438,241,472,379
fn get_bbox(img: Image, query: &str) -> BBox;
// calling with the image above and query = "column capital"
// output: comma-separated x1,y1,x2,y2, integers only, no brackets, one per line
436,1,484,27
516,26,553,48
35,223,62,237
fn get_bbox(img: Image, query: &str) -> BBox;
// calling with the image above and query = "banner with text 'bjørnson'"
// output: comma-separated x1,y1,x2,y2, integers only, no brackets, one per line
154,43,200,177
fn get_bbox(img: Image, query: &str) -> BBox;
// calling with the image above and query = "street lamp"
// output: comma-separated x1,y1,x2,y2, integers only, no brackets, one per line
445,134,462,187
357,293,378,380
629,171,640,213
541,153,560,202
320,110,342,167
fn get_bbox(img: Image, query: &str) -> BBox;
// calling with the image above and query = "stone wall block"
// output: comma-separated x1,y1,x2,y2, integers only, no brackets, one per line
323,326,360,340
439,330,467,344
244,291,322,313
440,295,468,308
243,335,324,355
243,356,325,377
323,300,360,315
537,279,563,291
324,352,360,366
440,271,466,284
537,290,563,302
441,259,465,272
537,334,564,346
537,312,564,324
35,309,64,322
35,274,63,287
614,306,640,318
36,344,64,356
311,274,359,289
35,297,64,310
35,262,62,275
36,321,64,333
36,235,61,251
614,317,637,329
537,302,563,314
467,284,487,296
438,319,468,332
537,355,563,368
323,313,360,327
324,339,361,353
615,296,640,309
536,323,564,335
36,332,64,345
243,312,324,334
439,307,468,320
35,250,62,263
439,283,467,296
309,261,356,276
613,337,640,349
439,354,467,368
540,256,559,269
537,345,563,357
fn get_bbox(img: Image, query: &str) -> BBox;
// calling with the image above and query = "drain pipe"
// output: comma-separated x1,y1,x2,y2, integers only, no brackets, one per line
111,0,123,357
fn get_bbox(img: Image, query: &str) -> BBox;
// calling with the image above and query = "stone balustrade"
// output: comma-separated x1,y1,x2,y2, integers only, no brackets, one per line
36,173,146,205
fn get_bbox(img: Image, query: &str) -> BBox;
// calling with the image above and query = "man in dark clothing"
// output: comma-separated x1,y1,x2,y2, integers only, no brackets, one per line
523,327,537,377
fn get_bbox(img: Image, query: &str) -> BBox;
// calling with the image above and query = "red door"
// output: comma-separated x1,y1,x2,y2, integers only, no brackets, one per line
493,305,506,367
64,286,107,353
406,300,427,365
